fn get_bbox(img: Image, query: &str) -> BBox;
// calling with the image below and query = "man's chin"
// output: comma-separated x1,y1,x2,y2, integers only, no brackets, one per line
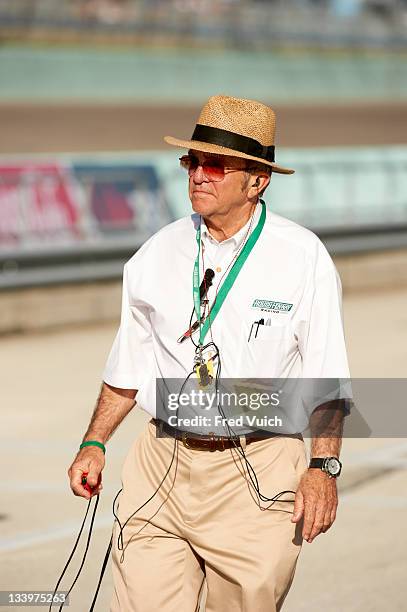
191,193,215,214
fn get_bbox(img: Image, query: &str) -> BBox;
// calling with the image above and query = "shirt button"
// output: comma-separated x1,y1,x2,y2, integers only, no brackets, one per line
216,266,222,273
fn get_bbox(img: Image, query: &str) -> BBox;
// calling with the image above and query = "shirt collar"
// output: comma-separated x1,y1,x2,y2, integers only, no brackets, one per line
200,202,262,252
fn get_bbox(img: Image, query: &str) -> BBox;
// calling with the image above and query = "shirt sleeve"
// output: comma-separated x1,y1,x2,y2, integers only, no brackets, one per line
296,242,352,415
102,262,152,390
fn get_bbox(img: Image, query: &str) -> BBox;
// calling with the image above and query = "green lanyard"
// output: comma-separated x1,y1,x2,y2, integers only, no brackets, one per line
193,201,266,346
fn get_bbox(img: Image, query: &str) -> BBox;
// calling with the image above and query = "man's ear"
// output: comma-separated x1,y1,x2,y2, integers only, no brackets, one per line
248,174,270,198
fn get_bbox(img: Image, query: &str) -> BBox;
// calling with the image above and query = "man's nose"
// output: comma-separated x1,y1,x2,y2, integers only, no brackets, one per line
191,164,208,183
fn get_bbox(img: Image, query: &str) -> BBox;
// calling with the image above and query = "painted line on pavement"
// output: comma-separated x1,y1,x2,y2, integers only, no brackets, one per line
0,513,114,553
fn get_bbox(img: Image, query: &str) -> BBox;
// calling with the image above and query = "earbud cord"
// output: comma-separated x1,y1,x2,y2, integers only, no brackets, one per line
49,493,99,610
197,198,297,506
50,365,194,612
49,199,293,611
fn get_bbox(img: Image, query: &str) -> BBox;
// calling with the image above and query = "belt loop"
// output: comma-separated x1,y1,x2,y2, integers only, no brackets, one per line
239,435,247,452
208,432,216,452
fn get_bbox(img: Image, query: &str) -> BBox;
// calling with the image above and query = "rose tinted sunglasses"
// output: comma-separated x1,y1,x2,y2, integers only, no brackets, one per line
179,154,252,182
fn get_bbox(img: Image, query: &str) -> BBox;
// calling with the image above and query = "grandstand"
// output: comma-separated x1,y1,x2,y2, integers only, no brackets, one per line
0,0,407,50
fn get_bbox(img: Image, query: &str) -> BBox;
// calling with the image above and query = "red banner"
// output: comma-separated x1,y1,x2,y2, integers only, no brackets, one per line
0,163,80,248
0,159,171,251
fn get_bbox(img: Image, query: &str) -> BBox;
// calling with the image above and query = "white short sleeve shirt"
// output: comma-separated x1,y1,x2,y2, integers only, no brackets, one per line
102,204,351,420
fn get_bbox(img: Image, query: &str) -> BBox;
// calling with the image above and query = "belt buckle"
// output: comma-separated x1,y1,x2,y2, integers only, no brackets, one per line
181,431,193,449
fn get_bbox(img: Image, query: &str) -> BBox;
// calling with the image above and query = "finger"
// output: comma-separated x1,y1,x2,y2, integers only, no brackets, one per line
70,466,85,489
82,466,103,498
308,504,326,543
291,489,304,523
321,507,334,533
86,465,102,488
92,483,103,497
302,500,316,542
70,467,91,498
90,480,103,493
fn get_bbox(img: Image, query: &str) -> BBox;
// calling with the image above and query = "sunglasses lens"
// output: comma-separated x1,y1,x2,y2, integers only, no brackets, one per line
179,156,198,173
202,160,225,181
179,155,226,181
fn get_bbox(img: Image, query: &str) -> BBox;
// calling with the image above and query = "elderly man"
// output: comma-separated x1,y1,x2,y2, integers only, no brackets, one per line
68,95,350,611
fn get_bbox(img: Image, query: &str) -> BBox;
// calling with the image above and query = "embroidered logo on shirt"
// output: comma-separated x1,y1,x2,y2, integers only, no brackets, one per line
252,299,293,313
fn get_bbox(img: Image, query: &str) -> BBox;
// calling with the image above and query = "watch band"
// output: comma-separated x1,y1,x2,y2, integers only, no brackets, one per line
309,458,325,469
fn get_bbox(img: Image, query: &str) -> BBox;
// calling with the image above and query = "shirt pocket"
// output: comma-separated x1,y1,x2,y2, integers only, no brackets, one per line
242,322,294,378
254,324,289,341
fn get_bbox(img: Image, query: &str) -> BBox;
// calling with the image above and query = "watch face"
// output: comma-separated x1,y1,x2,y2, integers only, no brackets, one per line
325,457,341,476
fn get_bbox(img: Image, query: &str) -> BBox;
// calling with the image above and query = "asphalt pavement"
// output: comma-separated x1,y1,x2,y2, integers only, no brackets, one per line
1,285,406,611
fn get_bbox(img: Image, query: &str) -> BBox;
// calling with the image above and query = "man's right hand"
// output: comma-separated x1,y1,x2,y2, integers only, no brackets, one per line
68,447,105,499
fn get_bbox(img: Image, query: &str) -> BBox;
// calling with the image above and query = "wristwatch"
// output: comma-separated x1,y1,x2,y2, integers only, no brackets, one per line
309,457,342,478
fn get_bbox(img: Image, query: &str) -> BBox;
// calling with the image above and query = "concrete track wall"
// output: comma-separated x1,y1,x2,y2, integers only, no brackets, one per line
2,248,407,335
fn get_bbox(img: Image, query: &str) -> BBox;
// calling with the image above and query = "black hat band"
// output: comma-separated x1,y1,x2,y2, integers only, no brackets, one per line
191,124,275,163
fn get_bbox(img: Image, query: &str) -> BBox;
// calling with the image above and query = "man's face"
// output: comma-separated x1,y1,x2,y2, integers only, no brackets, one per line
187,149,251,218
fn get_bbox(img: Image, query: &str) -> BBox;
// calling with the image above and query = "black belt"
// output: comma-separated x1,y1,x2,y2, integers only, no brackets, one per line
151,419,301,452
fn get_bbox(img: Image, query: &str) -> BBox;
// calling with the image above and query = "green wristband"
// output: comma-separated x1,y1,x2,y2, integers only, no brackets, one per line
79,440,106,454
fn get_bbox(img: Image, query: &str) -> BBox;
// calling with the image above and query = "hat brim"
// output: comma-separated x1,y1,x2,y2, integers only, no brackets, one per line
164,135,295,175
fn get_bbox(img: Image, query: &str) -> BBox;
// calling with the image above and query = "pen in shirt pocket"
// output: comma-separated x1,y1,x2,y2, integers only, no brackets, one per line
248,318,264,342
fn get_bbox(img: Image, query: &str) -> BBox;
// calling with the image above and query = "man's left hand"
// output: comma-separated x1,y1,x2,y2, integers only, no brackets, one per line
291,469,338,543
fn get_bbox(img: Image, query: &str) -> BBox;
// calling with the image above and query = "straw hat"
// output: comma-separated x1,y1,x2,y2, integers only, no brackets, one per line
164,94,294,175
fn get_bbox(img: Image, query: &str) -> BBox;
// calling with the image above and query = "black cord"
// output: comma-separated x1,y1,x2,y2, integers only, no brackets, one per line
113,368,195,552
211,340,296,506
185,316,296,505
191,203,297,507
88,534,112,612
50,370,194,612
51,199,294,610
86,369,196,610
49,493,99,611
188,304,199,349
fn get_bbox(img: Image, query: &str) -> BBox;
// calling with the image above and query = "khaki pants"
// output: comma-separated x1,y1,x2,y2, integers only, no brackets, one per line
110,420,308,612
